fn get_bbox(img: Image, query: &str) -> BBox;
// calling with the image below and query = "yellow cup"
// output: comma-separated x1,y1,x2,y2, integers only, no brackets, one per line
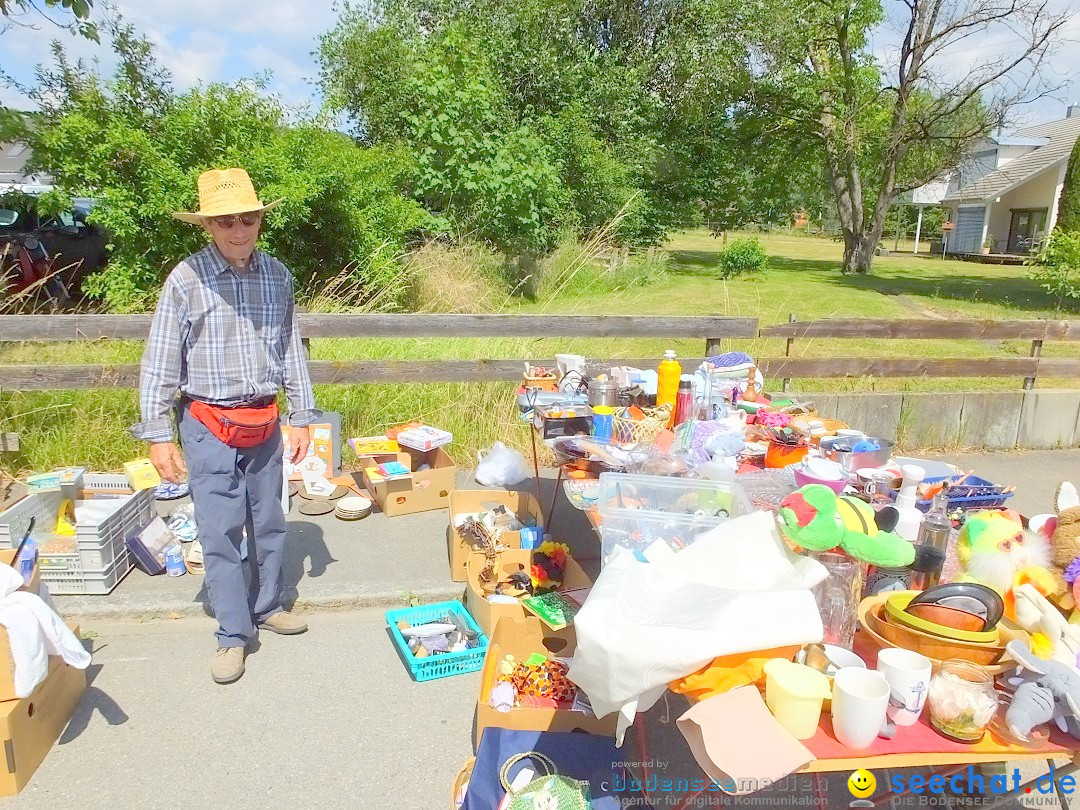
764,659,833,740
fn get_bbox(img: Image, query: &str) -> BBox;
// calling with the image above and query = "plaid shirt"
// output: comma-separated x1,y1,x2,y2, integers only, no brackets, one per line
131,244,319,443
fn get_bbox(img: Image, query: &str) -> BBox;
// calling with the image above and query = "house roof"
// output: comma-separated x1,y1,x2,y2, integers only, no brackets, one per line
942,117,1080,203
0,142,32,184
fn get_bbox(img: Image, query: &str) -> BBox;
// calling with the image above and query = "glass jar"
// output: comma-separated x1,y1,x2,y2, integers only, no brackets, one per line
810,551,863,650
928,660,998,742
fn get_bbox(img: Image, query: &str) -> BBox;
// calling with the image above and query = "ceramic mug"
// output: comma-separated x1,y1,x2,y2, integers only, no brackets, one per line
832,668,890,749
877,648,932,726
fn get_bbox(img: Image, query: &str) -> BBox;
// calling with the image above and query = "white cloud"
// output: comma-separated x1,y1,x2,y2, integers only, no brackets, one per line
146,28,227,89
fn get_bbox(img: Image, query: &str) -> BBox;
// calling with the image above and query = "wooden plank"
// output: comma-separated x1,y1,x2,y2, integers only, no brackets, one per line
0,359,705,389
758,319,1080,340
0,314,758,342
757,357,1080,378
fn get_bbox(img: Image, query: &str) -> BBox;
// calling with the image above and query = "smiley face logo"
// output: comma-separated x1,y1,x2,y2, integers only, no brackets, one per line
848,769,876,798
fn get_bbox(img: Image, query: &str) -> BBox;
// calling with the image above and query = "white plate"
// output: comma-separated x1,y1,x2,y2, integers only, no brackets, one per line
336,496,372,512
741,441,768,458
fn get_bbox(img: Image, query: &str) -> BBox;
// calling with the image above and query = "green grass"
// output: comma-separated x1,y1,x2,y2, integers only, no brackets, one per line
1,229,1075,474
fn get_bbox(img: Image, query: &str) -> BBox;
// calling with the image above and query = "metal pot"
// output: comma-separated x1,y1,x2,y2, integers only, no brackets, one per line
819,436,894,472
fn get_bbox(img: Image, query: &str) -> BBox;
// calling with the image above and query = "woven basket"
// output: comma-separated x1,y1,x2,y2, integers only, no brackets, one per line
450,757,475,809
612,406,671,445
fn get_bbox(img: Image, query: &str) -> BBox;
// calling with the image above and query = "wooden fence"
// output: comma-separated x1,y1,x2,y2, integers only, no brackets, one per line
1,314,1079,391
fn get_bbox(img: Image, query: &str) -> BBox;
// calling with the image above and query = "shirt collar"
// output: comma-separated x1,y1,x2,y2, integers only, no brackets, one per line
208,243,263,274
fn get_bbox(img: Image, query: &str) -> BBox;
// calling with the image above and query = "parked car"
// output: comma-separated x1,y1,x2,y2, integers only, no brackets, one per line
0,193,108,305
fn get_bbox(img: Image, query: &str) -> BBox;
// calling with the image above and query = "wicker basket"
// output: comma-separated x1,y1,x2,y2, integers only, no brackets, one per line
450,757,475,809
612,406,671,445
790,414,849,434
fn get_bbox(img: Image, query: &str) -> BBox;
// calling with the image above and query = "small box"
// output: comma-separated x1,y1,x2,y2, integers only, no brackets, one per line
361,448,457,518
25,474,61,494
347,436,400,458
125,516,175,575
123,459,160,492
538,405,592,440
464,547,591,638
0,650,88,796
474,616,616,746
396,425,453,452
447,490,544,583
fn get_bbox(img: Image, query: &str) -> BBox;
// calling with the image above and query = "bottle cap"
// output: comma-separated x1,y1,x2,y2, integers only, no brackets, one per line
664,350,677,360
593,405,614,415
678,378,693,389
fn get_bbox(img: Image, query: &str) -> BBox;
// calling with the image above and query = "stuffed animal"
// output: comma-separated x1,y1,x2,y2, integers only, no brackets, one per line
955,510,1056,620
778,484,914,567
1013,583,1080,665
1047,482,1080,611
1003,640,1080,741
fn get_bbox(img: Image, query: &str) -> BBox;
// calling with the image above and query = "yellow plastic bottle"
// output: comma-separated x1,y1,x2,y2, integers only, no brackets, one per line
656,350,682,416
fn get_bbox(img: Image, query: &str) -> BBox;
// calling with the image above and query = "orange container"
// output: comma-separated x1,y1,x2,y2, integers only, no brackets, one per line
765,441,809,469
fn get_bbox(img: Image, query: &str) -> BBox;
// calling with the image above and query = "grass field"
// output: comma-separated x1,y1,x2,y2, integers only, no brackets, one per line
1,229,1076,473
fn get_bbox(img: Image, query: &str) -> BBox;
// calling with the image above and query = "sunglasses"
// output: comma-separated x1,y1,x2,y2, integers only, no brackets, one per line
211,212,262,229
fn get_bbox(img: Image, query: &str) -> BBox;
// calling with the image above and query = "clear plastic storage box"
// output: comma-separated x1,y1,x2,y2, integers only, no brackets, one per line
596,471,752,565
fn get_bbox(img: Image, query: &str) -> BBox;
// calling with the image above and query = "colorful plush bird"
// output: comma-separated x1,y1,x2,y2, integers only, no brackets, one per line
778,484,914,567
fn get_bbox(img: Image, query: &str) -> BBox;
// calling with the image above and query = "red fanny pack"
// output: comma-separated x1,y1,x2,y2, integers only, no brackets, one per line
189,400,279,448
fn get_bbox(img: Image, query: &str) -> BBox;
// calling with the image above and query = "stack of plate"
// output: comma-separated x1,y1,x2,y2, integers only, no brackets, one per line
335,496,372,521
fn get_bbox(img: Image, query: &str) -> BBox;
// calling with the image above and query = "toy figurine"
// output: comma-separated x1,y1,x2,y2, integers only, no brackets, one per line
777,484,914,567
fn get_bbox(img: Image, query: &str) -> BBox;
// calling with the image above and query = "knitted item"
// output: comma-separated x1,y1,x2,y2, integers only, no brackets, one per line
707,352,754,369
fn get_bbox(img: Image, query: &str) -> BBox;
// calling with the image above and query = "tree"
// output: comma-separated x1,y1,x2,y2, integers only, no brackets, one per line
0,0,97,40
1057,136,1080,234
23,16,425,310
319,0,758,247
751,0,1069,273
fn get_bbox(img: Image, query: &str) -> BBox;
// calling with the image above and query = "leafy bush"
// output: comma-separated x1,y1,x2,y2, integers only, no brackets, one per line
20,17,425,311
719,237,769,278
1028,229,1080,310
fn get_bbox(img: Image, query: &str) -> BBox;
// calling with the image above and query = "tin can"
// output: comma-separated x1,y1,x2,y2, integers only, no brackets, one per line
164,545,187,577
864,565,910,597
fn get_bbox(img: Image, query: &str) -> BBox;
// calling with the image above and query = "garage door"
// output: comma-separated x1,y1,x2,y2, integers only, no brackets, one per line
951,206,985,254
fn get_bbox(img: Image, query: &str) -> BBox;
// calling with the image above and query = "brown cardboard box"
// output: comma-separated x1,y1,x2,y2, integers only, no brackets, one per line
446,490,544,583
474,616,616,746
0,551,45,704
464,548,591,639
361,448,457,518
0,650,87,796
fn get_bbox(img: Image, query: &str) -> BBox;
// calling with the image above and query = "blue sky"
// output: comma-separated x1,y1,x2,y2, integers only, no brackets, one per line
1,0,1077,126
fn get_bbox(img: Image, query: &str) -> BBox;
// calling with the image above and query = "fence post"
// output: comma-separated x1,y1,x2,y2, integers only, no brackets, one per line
1023,338,1043,390
783,313,796,392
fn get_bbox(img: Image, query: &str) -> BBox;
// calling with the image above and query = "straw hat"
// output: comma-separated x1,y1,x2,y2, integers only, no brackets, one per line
172,168,283,224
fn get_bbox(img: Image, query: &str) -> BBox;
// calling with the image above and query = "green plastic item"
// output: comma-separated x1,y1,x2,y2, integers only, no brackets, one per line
525,652,548,667
500,752,591,810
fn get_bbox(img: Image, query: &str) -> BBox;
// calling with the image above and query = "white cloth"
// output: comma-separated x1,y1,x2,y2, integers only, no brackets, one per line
0,566,91,698
567,510,828,745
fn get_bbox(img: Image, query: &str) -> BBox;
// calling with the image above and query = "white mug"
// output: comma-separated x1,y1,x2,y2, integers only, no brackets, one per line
877,648,932,726
832,668,890,749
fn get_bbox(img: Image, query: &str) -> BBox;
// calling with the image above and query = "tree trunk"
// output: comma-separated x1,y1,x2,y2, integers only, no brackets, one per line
843,230,878,274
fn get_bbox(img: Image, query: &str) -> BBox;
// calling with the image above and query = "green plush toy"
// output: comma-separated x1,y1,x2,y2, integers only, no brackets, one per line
778,484,915,568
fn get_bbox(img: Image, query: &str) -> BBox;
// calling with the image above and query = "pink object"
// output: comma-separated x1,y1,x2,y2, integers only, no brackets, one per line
677,685,815,795
793,468,847,493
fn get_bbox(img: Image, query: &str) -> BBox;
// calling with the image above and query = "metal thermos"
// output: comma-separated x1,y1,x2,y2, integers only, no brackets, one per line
588,378,618,408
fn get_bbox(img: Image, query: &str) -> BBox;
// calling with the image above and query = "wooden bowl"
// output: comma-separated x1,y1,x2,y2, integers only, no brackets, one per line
873,606,1004,665
905,603,988,633
857,593,1025,675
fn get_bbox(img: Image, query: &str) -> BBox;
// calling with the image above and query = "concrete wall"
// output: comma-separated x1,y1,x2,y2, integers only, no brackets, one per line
986,164,1062,251
793,389,1080,451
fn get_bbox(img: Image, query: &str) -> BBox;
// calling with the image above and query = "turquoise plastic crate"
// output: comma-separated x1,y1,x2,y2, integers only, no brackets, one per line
385,600,488,682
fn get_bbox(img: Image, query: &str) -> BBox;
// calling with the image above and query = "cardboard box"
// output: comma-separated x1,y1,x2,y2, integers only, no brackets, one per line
446,490,544,583
464,548,591,639
362,448,457,518
0,651,87,796
122,459,160,492
0,560,56,705
474,616,616,746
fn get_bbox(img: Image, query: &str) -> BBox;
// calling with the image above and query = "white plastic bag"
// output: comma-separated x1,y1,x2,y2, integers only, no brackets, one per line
474,441,531,487
567,511,828,745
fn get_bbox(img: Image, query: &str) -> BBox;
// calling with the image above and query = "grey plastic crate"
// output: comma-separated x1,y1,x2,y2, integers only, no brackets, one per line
43,552,132,595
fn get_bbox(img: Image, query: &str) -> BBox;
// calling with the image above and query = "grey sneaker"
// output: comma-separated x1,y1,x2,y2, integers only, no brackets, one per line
258,611,308,635
211,647,246,684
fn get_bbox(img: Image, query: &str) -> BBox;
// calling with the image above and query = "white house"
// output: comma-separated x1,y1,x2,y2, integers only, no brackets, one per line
941,106,1080,255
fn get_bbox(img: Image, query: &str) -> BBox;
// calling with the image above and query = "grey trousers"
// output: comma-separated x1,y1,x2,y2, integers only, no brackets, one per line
178,402,286,648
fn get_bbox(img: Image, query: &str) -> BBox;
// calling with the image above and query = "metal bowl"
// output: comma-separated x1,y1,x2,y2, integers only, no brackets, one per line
819,436,894,472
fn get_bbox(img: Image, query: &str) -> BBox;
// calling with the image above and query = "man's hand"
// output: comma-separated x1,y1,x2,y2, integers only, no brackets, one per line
149,441,188,484
287,425,311,466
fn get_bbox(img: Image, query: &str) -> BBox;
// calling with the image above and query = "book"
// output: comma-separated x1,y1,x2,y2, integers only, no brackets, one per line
348,436,400,458
521,591,580,630
376,461,412,480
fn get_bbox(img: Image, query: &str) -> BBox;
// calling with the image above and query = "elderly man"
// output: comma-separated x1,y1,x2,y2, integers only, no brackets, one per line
132,168,318,684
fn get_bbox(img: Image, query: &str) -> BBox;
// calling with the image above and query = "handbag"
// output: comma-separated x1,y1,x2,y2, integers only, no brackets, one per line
189,399,279,448
500,752,591,810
